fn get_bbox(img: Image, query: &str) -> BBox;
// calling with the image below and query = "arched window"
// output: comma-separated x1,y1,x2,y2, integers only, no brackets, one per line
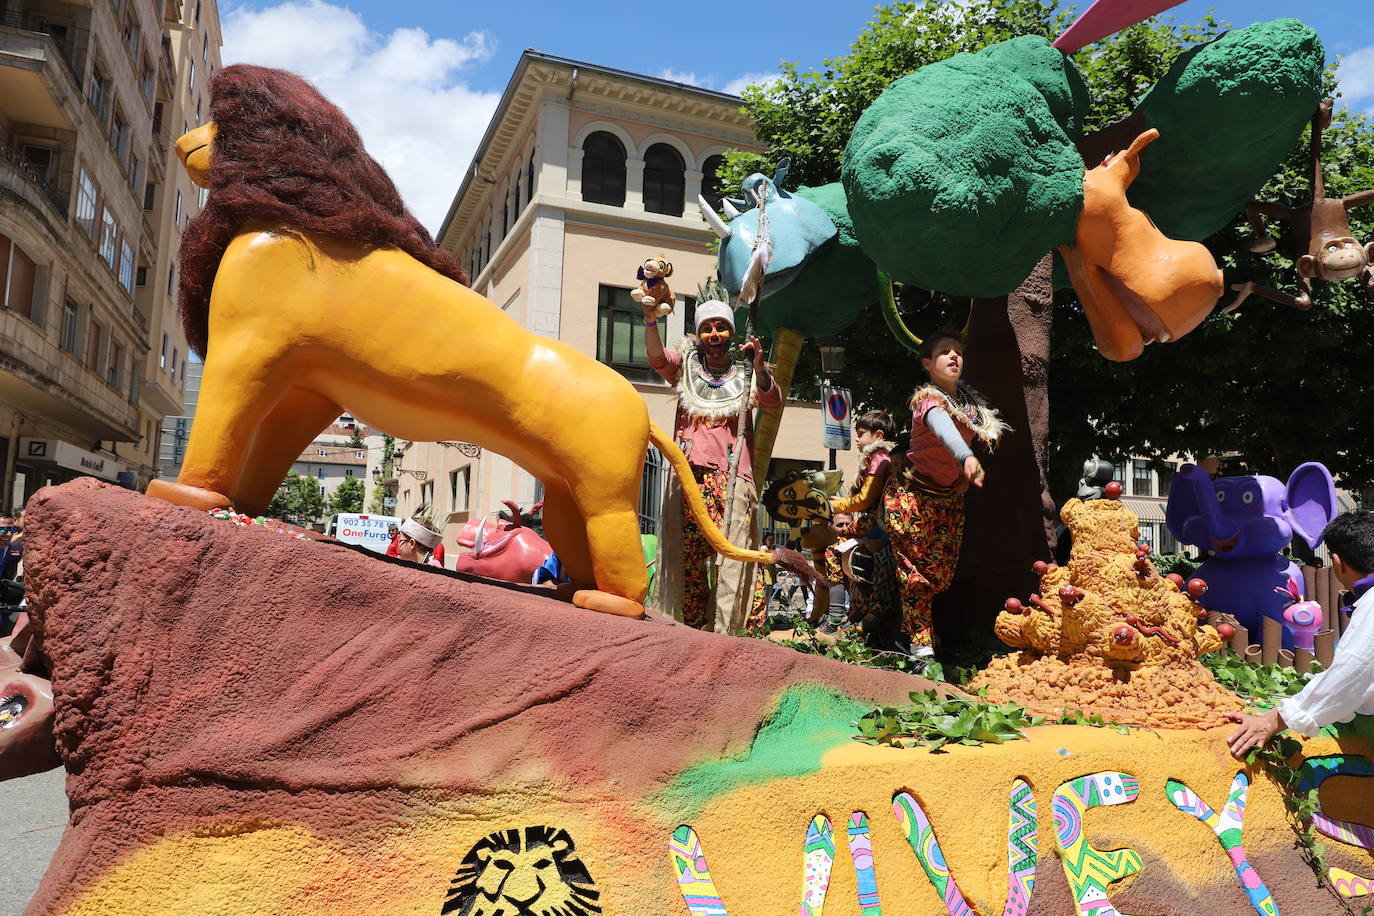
581,131,626,207
700,154,726,212
526,151,536,202
643,143,685,216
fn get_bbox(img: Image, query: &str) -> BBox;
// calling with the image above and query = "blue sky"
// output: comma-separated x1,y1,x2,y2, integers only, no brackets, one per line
310,1,1374,79
218,1,1374,230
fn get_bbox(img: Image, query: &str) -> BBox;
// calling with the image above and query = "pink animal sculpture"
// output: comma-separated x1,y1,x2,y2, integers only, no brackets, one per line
1276,578,1323,651
0,616,57,780
455,500,555,585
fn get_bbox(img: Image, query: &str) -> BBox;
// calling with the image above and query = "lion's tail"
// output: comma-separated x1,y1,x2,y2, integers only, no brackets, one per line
647,422,821,586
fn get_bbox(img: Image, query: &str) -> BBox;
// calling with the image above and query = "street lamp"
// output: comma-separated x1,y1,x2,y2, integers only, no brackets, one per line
817,336,846,375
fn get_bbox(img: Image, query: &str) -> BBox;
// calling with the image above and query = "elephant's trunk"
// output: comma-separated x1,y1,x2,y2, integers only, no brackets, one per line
1177,465,1238,545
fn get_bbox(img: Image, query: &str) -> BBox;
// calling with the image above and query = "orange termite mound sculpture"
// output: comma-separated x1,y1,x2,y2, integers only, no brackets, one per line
970,496,1243,727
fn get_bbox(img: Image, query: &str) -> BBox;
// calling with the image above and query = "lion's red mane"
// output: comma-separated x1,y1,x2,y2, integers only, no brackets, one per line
177,64,467,356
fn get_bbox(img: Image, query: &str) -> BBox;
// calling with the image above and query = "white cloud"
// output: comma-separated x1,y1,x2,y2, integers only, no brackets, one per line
721,71,782,97
658,66,781,98
1338,45,1374,113
221,0,500,232
658,68,706,88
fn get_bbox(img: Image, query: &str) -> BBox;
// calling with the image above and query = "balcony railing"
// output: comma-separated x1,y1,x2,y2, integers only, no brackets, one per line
0,138,67,217
0,10,81,89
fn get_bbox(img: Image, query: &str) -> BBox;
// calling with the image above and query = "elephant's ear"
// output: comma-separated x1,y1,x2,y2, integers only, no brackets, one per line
1285,462,1338,549
1164,463,1207,546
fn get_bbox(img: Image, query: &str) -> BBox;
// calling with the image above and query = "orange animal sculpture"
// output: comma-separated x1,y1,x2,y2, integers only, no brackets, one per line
145,65,786,618
1058,129,1224,361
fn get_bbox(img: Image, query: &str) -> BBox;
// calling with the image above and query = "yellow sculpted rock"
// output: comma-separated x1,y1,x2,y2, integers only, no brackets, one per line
970,497,1241,728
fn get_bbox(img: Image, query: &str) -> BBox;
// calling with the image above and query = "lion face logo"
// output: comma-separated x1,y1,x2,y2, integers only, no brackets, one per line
441,825,600,916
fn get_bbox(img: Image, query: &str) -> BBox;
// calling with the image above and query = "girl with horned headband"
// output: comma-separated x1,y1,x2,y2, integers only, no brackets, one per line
887,330,1007,658
643,290,781,631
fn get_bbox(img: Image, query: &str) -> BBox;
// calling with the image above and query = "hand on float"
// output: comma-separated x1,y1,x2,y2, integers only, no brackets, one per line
964,456,986,488
1222,708,1284,758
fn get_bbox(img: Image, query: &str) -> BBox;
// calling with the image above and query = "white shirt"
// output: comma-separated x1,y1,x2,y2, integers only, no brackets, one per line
1279,585,1374,736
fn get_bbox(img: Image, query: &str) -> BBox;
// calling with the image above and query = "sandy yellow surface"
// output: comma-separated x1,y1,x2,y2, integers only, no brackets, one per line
57,725,1373,915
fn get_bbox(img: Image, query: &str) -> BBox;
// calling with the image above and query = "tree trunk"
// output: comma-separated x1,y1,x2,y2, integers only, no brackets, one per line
933,256,1057,654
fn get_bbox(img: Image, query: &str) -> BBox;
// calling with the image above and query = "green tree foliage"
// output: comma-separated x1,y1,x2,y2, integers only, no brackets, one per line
725,0,1373,493
264,470,325,525
330,475,366,514
347,425,366,449
366,434,396,514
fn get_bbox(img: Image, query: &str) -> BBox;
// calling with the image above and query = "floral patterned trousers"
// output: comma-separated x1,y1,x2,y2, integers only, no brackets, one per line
682,468,767,631
883,479,965,648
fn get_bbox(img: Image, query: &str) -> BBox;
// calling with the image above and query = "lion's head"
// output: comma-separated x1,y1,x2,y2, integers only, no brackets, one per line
441,825,600,916
637,256,672,281
176,64,466,357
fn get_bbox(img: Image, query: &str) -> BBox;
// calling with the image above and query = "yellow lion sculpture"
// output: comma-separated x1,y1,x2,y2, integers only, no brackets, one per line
146,65,777,618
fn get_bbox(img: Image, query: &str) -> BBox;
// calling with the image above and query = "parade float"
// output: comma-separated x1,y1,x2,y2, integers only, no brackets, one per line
1,3,1371,913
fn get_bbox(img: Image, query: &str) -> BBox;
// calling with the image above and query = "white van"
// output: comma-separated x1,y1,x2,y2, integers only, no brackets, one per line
325,513,403,554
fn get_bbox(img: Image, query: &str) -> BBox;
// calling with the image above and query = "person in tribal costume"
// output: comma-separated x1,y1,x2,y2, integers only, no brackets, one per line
644,299,781,631
889,331,1008,657
827,410,903,646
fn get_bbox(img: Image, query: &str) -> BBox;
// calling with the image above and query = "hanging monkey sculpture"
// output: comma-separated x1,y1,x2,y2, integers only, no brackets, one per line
1228,98,1374,312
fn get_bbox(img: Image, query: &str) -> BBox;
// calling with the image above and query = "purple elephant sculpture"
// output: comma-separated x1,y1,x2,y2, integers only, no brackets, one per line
1166,462,1338,646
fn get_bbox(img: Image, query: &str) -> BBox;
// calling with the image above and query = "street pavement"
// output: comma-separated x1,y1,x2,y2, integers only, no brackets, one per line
0,767,66,915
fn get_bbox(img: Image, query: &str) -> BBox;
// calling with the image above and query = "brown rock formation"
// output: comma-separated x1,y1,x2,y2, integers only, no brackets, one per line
16,479,931,913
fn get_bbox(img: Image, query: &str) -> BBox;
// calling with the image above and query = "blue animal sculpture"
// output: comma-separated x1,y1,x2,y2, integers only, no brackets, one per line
699,158,838,303
1165,462,1338,645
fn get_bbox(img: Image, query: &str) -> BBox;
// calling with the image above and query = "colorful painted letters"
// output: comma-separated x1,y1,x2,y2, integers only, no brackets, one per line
846,812,883,914
670,825,728,916
1296,755,1374,899
1051,771,1142,916
799,815,835,916
1166,772,1278,916
893,779,1038,916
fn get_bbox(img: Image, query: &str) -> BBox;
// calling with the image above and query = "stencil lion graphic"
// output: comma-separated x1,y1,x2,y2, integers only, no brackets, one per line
440,825,600,916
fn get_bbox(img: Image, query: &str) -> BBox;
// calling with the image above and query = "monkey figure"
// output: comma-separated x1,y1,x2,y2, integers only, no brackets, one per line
1228,98,1374,313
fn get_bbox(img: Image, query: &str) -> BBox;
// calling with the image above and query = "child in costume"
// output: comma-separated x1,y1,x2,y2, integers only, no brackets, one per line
827,410,902,642
644,298,780,630
887,331,1006,656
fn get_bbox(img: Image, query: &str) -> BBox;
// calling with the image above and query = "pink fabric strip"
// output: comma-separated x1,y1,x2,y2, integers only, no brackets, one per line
1053,0,1187,53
